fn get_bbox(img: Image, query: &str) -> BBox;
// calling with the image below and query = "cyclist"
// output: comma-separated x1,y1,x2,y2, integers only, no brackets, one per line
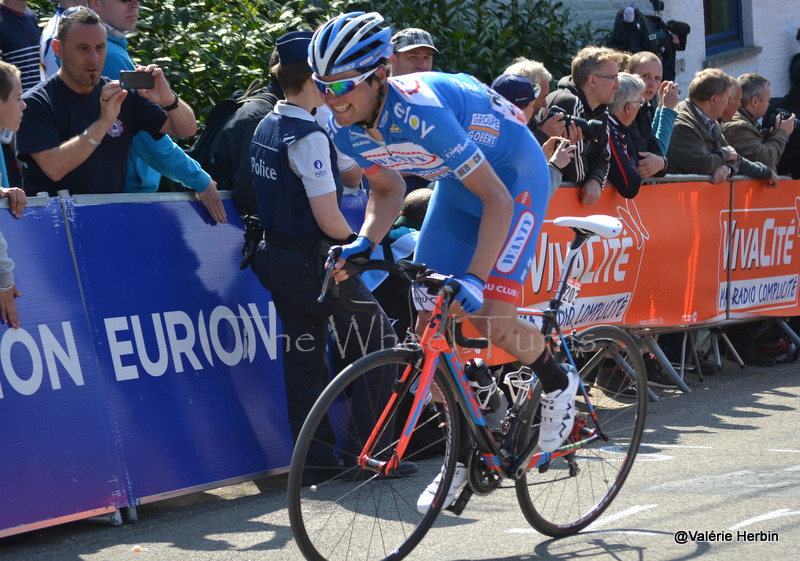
309,12,579,512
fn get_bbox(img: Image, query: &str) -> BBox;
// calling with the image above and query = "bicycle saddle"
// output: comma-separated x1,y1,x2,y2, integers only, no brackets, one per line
553,215,623,239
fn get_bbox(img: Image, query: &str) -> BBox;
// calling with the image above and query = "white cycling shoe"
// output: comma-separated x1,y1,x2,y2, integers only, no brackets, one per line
416,461,468,514
537,364,579,453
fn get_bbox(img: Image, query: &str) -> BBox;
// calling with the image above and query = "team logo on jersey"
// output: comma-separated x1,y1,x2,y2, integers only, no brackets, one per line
515,191,532,207
108,119,124,138
389,76,443,107
497,211,535,274
467,113,501,147
313,160,323,169
393,104,435,138
454,152,484,179
390,125,402,133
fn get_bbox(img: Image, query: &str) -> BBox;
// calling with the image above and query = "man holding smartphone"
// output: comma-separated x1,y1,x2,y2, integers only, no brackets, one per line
15,7,196,196
86,0,225,222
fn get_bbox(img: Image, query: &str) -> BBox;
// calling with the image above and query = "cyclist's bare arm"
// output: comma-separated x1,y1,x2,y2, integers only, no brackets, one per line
332,165,405,277
459,161,514,283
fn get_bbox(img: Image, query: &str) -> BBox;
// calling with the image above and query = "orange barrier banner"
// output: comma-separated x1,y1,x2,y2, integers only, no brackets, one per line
726,180,800,319
459,178,800,364
523,181,730,329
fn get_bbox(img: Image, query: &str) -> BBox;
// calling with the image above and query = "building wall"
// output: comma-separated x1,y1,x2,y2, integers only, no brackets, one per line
563,0,799,99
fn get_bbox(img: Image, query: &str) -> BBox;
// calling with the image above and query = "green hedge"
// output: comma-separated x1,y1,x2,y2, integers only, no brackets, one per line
29,0,601,131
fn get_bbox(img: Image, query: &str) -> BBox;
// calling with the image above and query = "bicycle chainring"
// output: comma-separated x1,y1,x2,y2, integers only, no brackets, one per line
467,434,505,495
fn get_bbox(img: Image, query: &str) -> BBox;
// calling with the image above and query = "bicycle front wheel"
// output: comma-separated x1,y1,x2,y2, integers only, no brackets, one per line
287,347,461,561
515,325,647,537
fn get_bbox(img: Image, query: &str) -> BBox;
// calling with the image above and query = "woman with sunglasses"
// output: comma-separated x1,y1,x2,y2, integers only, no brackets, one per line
311,12,578,512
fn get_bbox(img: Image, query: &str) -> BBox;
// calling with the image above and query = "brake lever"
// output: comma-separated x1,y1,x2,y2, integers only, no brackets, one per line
317,247,342,303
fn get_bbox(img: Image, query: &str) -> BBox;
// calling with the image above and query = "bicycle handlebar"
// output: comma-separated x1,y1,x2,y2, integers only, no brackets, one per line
317,250,488,349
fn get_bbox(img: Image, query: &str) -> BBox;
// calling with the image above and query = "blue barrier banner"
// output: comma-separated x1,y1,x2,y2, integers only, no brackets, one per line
65,196,291,502
0,197,126,532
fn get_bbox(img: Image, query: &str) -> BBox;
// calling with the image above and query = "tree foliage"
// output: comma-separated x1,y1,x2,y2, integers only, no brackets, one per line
28,0,601,128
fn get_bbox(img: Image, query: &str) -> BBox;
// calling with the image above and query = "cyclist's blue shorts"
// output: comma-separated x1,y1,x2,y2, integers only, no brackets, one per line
414,147,550,309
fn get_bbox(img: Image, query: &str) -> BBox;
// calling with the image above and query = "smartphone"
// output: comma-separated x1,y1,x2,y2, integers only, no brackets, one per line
119,71,155,90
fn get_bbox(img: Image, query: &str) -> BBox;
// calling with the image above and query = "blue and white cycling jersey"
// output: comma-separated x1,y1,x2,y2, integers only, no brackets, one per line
328,72,534,183
328,71,550,307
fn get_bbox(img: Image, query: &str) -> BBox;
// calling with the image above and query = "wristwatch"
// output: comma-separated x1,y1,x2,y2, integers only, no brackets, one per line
162,90,179,112
82,128,101,147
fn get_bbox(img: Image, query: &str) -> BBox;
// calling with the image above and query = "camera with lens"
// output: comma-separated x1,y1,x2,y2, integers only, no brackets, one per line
761,108,799,131
547,106,605,143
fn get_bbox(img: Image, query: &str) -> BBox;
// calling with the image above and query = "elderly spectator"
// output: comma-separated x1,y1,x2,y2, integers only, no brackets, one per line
606,72,648,198
491,73,575,197
545,46,626,205
624,51,676,176
666,68,777,187
722,73,795,169
16,7,198,196
720,78,742,123
504,57,577,144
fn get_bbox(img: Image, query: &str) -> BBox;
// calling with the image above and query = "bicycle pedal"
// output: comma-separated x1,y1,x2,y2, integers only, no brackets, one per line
445,485,473,515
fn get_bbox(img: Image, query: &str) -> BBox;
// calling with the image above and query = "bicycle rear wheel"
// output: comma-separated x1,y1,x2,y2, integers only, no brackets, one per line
287,347,460,561
515,325,647,536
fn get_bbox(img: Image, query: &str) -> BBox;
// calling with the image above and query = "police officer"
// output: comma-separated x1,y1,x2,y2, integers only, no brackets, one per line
251,31,411,482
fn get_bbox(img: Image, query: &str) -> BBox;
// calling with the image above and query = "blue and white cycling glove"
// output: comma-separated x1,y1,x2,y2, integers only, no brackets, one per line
338,235,372,265
445,274,486,314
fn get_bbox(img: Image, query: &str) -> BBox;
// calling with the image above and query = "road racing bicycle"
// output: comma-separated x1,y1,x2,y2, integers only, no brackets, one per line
287,214,648,561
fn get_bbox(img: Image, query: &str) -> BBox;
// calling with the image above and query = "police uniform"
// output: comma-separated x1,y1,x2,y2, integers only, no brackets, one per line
251,100,396,463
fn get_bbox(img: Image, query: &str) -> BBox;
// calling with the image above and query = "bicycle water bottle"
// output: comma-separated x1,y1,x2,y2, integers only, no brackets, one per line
465,358,501,413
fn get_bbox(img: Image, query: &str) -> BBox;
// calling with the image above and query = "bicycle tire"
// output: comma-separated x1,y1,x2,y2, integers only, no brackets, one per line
287,347,461,561
515,325,647,537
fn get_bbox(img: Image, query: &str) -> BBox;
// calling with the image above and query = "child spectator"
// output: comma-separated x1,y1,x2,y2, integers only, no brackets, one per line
0,61,29,328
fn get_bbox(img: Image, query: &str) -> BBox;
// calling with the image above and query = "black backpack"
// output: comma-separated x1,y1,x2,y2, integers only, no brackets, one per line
186,79,278,176
609,9,690,82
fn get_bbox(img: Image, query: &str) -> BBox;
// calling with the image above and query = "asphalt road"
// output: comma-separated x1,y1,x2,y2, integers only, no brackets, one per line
3,357,799,561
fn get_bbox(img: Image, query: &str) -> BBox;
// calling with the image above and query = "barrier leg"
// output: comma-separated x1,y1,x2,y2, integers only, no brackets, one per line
776,319,800,349
643,334,692,393
713,328,745,369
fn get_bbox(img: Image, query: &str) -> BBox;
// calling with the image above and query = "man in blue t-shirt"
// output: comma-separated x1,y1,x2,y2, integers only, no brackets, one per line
16,7,198,196
310,12,579,512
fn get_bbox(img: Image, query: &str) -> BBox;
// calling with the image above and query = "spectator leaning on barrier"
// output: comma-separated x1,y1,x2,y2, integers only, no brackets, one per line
0,61,30,329
504,57,576,146
88,0,225,222
606,72,647,199
721,73,795,170
545,46,626,206
720,77,742,123
666,68,778,187
40,1,87,78
250,31,402,483
624,51,676,175
491,73,575,197
16,7,197,196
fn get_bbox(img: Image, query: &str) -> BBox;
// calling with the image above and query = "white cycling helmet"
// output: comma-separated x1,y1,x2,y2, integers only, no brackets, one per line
309,12,393,77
